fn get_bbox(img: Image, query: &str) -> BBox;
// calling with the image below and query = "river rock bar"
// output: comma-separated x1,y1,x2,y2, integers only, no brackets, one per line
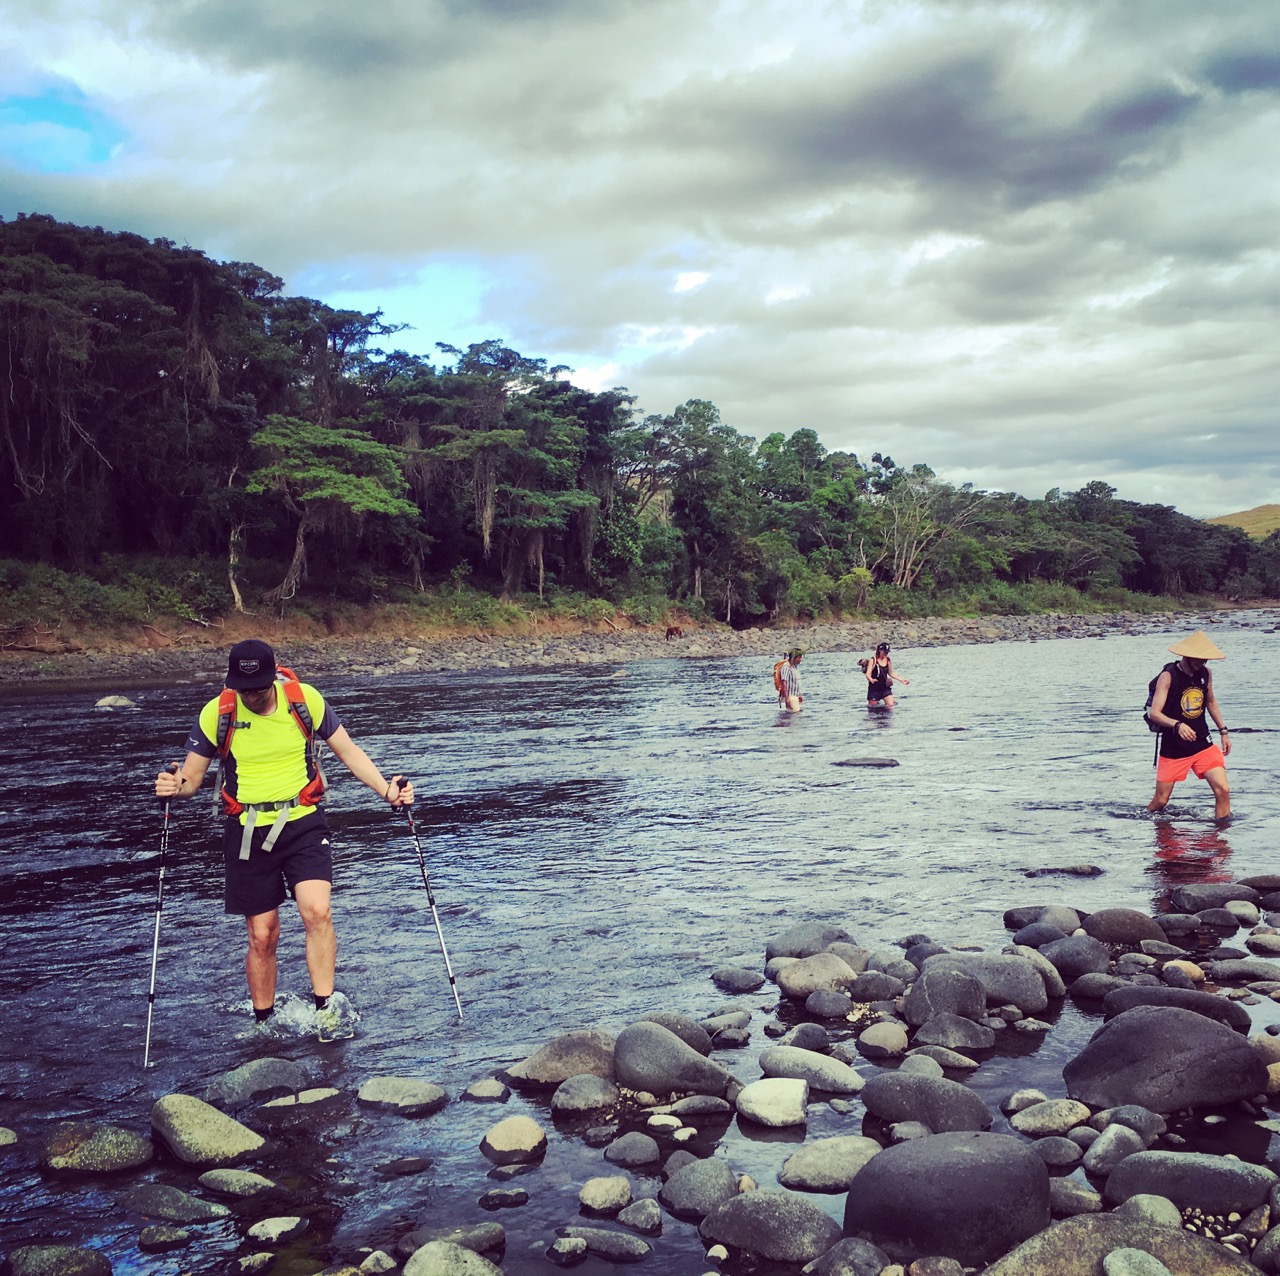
9,875,1280,1273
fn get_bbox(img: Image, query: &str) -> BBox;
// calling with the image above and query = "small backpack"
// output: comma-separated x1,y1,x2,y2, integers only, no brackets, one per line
1142,662,1180,732
773,660,786,694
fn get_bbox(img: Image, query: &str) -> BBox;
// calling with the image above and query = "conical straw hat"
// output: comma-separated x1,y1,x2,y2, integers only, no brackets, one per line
1168,630,1225,660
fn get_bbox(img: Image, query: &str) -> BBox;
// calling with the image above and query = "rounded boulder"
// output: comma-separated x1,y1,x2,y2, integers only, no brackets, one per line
842,1131,1049,1265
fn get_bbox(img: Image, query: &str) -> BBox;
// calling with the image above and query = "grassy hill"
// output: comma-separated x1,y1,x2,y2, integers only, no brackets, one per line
1207,504,1280,539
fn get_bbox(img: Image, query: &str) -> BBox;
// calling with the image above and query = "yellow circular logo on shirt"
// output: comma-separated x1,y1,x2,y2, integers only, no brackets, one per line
1180,687,1205,719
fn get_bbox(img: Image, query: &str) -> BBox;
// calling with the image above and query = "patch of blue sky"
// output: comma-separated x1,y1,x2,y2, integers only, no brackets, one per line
294,255,516,361
0,89,125,173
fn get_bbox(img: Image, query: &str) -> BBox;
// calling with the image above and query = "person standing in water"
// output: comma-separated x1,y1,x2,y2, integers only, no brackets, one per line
865,642,909,707
775,648,805,711
153,639,416,1040
1146,630,1231,821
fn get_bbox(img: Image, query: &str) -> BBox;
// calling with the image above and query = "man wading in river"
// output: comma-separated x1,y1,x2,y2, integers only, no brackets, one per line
154,639,415,1040
1146,630,1232,822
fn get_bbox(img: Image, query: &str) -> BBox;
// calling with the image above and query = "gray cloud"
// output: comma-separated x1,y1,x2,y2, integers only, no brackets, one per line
1,0,1276,516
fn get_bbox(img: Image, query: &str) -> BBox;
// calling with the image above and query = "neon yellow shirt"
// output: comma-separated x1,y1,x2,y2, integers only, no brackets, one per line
195,684,331,825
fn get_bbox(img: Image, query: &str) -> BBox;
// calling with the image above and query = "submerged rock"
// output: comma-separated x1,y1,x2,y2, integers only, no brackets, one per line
5,1246,113,1276
357,1077,447,1116
39,1121,152,1175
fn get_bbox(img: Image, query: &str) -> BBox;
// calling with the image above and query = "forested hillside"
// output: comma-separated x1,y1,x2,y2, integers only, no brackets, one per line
2,213,1277,632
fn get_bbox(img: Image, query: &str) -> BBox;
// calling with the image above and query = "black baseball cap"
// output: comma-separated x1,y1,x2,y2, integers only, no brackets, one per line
876,642,891,653
226,639,277,690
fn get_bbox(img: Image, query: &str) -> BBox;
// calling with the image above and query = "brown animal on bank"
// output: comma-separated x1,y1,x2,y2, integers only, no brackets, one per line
665,626,684,640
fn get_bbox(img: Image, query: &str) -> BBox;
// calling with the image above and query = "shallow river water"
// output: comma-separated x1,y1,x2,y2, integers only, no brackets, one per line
1,617,1278,1273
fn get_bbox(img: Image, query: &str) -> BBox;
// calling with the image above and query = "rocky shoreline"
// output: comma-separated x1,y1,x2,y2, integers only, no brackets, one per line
2,607,1271,692
11,878,1280,1275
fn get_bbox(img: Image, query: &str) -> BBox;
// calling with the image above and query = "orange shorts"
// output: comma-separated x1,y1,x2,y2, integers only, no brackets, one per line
1156,743,1226,785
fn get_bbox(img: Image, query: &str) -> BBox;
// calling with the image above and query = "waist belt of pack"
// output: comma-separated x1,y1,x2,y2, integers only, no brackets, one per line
239,798,302,860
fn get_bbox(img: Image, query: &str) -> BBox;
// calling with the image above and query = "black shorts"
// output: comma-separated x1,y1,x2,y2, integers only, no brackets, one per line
223,810,333,917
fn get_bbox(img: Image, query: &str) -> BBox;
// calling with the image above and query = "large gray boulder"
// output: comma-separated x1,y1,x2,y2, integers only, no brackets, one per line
150,1095,264,1167
613,1022,733,1096
913,1013,996,1051
759,1046,864,1094
921,953,1047,1013
860,1073,992,1133
982,1213,1256,1275
843,1131,1049,1265
766,922,854,959
658,1157,739,1219
503,1029,615,1086
903,967,985,1026
1102,986,1252,1032
39,1122,152,1174
403,1241,504,1276
778,1135,881,1191
701,1190,844,1264
638,1012,713,1055
551,1074,620,1113
1063,1005,1268,1112
736,1077,808,1127
1039,934,1111,981
776,953,857,1000
1170,883,1260,912
1103,1151,1278,1213
1082,908,1166,945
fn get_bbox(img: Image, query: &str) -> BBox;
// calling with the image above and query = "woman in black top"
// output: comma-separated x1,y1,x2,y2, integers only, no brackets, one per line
866,642,909,707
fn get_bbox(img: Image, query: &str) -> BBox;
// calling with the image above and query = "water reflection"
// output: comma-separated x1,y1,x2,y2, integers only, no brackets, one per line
1146,818,1235,906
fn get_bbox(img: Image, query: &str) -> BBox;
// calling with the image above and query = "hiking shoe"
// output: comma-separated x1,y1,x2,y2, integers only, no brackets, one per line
315,992,358,1042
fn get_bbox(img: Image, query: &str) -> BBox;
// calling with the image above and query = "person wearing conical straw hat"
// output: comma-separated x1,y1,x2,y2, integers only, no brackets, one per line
1146,630,1231,821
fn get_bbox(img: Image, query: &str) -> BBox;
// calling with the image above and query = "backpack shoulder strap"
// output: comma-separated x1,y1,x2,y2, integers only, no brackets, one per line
275,668,314,740
215,687,238,756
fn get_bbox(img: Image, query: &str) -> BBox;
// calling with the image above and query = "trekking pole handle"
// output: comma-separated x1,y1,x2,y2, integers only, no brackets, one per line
157,762,182,805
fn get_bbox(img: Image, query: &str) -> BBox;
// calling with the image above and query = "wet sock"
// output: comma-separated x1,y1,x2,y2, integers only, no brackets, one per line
315,994,331,1011
254,1006,275,1023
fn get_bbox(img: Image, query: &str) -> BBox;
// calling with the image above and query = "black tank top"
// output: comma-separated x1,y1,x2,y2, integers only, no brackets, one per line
868,657,892,697
1158,661,1212,759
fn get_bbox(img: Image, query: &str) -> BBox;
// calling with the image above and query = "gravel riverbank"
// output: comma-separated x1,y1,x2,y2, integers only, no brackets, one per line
4,607,1273,693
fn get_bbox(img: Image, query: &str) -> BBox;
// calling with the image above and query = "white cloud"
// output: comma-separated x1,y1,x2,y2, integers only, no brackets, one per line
673,270,709,292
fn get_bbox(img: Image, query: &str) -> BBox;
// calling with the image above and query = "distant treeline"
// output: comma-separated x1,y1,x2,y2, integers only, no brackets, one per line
2,212,1278,628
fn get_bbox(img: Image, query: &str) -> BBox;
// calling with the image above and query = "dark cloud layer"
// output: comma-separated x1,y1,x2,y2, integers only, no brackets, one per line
1,0,1277,515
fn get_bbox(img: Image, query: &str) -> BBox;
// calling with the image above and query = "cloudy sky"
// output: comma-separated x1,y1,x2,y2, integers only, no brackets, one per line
2,0,1278,517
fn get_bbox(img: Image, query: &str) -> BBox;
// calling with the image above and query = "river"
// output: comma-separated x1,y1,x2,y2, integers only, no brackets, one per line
1,618,1277,1273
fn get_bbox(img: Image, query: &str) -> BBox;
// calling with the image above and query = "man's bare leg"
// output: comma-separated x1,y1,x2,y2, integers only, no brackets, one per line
1147,780,1176,814
245,909,282,1010
1204,767,1231,821
295,879,336,999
